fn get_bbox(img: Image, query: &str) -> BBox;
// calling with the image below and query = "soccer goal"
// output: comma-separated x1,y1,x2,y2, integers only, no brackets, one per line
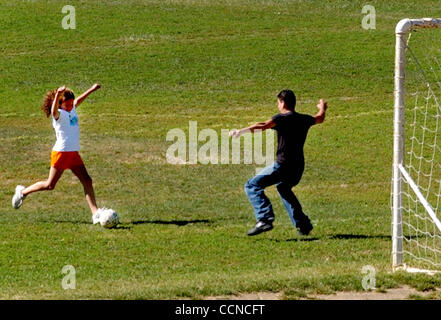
392,18,441,272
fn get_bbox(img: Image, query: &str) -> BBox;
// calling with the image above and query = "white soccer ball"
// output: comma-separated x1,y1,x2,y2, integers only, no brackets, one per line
99,208,119,229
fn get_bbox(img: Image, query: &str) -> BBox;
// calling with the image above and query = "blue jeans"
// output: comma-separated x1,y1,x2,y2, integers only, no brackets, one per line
244,162,308,227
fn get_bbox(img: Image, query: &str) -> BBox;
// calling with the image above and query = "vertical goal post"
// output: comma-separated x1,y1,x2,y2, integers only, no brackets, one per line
392,18,441,270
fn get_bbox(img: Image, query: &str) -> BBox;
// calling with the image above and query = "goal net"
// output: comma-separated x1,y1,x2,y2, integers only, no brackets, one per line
392,18,441,271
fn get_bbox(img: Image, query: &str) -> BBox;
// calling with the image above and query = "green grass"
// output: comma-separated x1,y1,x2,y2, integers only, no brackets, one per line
1,0,441,299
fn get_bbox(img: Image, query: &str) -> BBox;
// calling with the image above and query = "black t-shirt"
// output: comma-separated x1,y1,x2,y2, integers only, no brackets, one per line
272,111,315,170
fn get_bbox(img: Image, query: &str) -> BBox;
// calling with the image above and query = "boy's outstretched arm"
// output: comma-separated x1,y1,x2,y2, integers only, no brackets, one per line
229,119,275,138
51,86,66,120
74,83,101,108
314,99,327,124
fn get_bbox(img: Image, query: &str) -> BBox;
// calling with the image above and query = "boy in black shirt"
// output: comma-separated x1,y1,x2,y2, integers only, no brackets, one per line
230,90,327,236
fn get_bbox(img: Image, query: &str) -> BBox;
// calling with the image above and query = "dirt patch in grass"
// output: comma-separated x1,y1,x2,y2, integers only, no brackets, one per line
306,286,438,300
204,292,283,300
204,286,440,300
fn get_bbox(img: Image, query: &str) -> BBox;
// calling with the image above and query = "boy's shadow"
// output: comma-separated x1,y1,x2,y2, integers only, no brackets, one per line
328,234,391,240
268,233,391,242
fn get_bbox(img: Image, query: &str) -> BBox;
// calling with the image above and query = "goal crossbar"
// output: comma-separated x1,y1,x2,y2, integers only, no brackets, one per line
395,18,441,34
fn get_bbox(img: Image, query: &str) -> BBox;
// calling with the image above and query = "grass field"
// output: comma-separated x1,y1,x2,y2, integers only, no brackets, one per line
1,0,441,299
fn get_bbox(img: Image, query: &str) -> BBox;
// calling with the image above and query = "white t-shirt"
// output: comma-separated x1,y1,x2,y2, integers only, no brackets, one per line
52,105,80,152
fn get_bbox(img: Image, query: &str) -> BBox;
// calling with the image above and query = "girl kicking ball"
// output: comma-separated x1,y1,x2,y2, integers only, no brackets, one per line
12,83,116,227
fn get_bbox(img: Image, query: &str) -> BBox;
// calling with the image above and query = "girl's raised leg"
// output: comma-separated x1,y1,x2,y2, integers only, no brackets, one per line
13,167,64,209
22,166,64,196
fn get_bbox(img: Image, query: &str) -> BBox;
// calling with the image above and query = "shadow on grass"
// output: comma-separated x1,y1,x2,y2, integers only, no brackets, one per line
131,219,212,226
52,220,90,225
254,236,320,243
285,237,320,242
328,234,391,240
262,233,390,243
51,220,132,230
113,225,132,230
40,219,212,230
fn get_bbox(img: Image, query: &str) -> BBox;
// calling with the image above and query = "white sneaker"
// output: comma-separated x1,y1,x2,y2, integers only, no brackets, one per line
92,207,109,225
12,185,26,209
92,208,103,224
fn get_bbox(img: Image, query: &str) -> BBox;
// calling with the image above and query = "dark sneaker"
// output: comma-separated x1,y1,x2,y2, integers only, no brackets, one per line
297,219,313,236
247,220,273,236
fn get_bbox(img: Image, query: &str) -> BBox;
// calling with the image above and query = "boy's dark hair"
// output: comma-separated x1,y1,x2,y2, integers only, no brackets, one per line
277,89,296,111
41,88,75,117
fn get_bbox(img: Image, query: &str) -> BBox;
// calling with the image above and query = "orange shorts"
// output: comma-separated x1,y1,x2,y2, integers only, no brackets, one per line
50,151,84,170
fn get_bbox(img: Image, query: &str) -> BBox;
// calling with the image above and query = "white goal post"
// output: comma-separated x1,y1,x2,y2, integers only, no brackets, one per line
392,18,441,270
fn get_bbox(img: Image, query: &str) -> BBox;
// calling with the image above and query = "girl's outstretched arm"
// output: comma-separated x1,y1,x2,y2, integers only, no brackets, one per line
74,83,101,108
229,119,275,138
51,86,66,120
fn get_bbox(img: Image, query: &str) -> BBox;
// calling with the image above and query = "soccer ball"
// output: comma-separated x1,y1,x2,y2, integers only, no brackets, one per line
99,208,119,229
